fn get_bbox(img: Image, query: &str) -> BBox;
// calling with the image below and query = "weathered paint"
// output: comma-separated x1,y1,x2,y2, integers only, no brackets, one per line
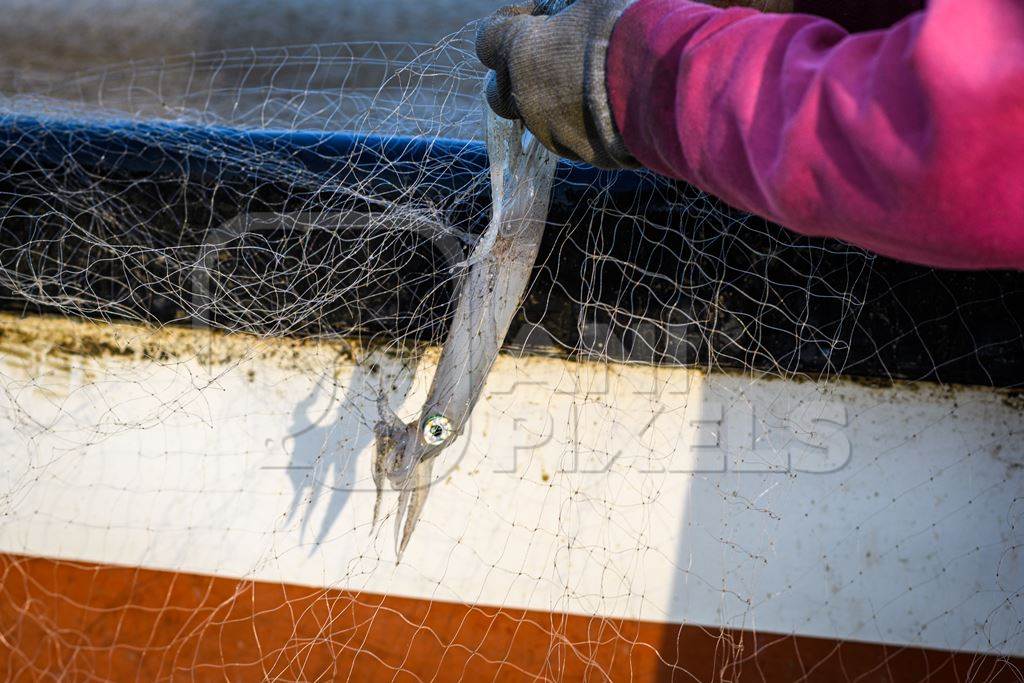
0,313,1021,662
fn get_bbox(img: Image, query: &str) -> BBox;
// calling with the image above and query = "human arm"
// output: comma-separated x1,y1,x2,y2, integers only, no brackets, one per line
606,0,1024,269
478,0,1024,269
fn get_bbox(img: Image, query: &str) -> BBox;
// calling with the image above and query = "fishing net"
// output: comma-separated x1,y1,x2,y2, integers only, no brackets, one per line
0,29,1021,683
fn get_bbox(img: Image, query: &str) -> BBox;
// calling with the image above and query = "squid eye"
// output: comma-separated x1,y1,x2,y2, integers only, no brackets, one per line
422,415,453,445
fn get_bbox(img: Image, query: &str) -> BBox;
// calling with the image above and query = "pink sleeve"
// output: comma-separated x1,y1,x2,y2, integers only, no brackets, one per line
606,0,1024,270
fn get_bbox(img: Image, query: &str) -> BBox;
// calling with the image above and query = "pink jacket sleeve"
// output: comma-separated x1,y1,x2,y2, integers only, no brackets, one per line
606,0,1024,269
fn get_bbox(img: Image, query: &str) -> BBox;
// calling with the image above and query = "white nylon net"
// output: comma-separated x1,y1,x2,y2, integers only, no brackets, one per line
0,31,1021,682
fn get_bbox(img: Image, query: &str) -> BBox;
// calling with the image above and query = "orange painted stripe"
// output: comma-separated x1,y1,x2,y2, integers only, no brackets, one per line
0,553,1019,682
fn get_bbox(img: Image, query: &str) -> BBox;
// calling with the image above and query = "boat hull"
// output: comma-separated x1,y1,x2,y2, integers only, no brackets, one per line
0,314,1020,680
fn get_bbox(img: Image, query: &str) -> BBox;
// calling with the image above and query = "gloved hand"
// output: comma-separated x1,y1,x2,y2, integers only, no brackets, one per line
476,0,639,169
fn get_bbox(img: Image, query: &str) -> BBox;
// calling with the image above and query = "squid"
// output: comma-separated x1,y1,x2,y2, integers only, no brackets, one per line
372,103,558,559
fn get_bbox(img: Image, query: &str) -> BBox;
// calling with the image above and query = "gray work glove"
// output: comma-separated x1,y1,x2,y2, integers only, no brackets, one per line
476,0,639,169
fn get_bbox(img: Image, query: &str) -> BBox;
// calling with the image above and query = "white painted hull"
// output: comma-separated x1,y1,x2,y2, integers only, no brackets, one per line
0,314,1020,660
